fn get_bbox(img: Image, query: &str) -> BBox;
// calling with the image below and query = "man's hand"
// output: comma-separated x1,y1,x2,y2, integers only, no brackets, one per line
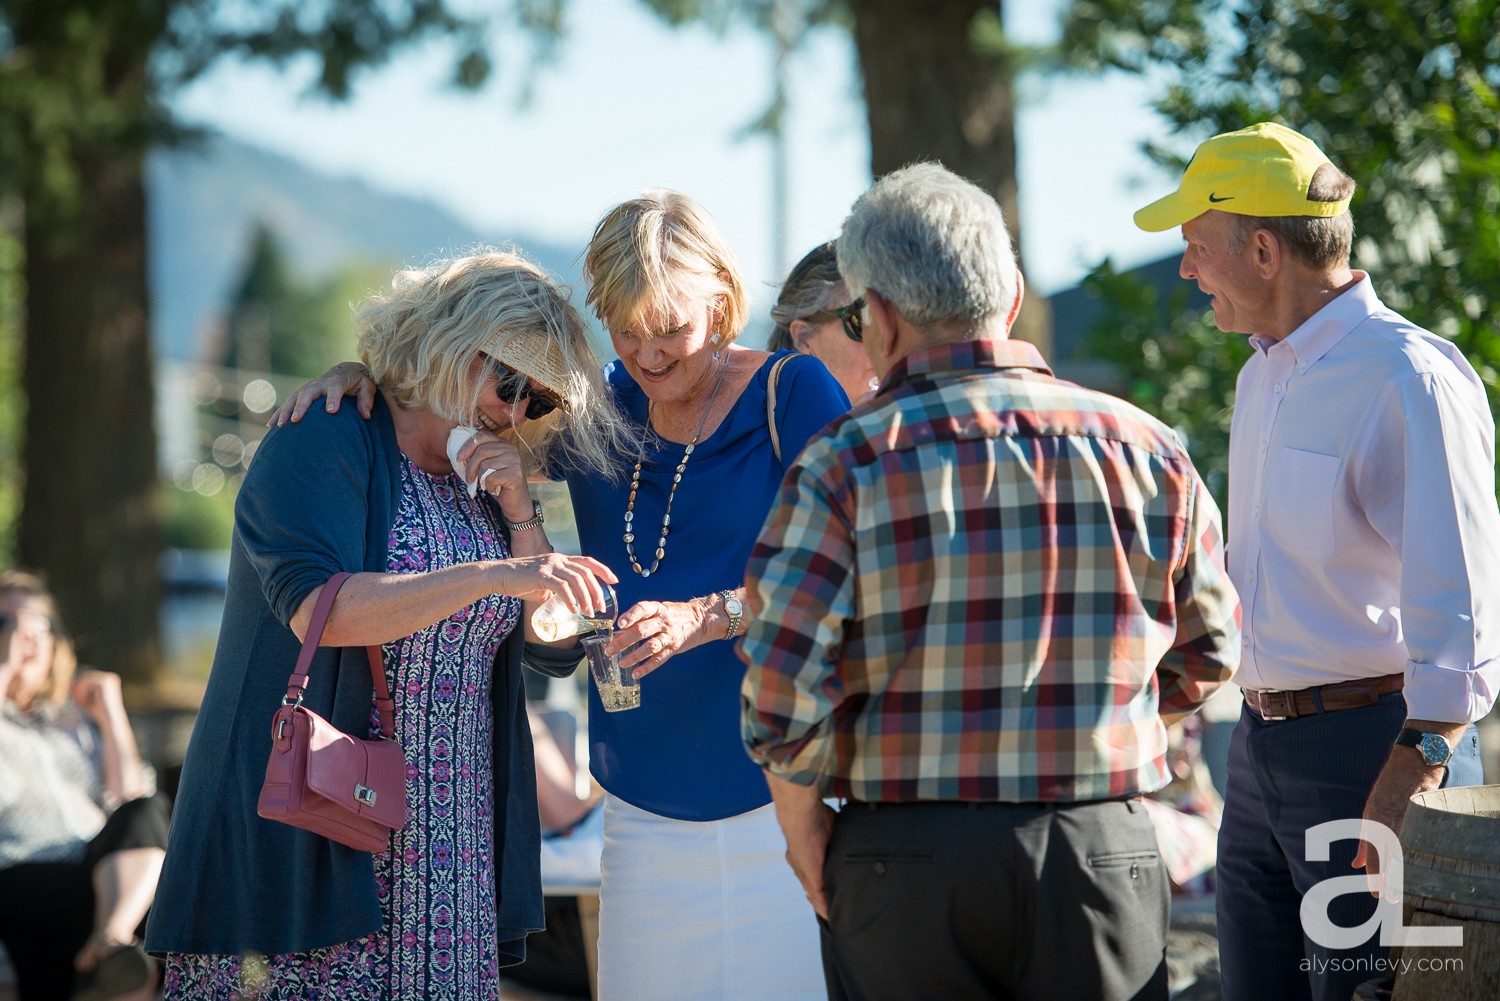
766,774,836,920
1352,718,1467,895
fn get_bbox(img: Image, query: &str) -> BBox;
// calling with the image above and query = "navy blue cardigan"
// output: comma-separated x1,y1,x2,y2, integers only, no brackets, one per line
146,398,578,961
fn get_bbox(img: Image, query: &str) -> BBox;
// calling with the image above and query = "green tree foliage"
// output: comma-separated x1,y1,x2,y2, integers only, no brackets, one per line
1077,260,1249,506
220,223,363,378
0,1,498,682
1062,0,1500,423
162,250,379,553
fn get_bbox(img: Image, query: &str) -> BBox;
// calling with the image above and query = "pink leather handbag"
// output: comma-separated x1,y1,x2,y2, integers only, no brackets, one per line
256,572,406,852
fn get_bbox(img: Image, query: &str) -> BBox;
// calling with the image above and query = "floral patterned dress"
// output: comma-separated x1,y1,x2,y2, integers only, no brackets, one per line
166,457,520,1000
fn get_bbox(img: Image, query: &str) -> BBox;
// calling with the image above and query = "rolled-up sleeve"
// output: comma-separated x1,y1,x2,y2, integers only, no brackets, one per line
1158,474,1241,715
1362,371,1500,723
236,411,374,625
739,440,854,787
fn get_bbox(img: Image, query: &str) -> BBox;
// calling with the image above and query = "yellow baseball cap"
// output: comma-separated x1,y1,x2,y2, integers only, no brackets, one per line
1133,122,1351,232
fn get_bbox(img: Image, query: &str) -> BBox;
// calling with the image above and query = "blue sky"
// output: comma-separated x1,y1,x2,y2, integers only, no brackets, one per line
170,0,1188,302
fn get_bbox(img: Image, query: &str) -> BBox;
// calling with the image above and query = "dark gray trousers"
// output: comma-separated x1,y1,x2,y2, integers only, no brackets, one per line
820,798,1169,1001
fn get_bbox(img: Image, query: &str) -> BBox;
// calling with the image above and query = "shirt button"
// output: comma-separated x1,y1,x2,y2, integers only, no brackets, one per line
1261,442,1268,452
1273,383,1284,393
1253,506,1260,517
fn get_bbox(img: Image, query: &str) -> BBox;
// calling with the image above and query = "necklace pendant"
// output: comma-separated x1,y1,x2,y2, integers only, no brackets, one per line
624,353,730,578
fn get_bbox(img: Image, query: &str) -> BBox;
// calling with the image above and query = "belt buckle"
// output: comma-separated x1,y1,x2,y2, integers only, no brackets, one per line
1256,689,1292,721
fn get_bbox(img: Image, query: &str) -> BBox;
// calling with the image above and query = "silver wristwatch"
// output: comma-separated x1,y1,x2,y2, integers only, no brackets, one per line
505,500,545,532
719,589,744,640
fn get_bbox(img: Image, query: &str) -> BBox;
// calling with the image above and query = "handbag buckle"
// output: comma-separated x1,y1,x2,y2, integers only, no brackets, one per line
282,692,304,709
354,784,377,807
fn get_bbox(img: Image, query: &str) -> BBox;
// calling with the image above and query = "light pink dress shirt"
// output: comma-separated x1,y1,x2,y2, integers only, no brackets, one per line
1227,273,1500,723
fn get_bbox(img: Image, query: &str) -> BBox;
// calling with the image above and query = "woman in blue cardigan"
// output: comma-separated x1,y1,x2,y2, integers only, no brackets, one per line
145,251,634,1000
278,195,851,1000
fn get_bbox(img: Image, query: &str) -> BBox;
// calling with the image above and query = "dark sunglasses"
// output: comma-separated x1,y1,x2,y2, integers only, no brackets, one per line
835,297,866,342
485,358,562,420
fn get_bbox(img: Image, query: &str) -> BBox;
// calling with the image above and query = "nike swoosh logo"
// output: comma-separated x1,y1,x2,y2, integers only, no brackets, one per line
1208,193,1234,203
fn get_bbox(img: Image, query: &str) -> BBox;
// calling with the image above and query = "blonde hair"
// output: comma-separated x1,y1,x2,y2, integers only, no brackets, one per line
0,569,76,709
357,249,639,480
583,190,751,344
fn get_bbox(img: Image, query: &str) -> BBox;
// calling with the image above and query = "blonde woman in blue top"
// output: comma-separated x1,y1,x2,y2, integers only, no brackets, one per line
277,193,850,999
568,192,847,999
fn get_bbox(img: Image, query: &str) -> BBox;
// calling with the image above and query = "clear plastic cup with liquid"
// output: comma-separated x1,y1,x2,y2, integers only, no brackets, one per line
531,584,618,643
583,633,640,712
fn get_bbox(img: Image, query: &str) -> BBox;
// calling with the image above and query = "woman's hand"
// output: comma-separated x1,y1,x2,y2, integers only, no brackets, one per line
457,430,532,520
498,554,618,615
71,670,128,730
607,598,714,680
267,361,377,427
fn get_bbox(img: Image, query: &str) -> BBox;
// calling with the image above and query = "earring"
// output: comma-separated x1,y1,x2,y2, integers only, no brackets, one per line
711,330,723,346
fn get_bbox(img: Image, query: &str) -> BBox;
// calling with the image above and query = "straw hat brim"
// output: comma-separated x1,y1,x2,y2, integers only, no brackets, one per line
479,329,573,411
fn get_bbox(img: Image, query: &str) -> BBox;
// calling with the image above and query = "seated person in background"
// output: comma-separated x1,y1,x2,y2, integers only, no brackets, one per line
0,570,168,1001
503,703,602,1000
531,703,602,883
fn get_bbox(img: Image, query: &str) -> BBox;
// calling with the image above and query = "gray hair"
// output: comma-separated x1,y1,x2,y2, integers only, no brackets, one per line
836,162,1018,332
768,241,847,350
1225,162,1357,269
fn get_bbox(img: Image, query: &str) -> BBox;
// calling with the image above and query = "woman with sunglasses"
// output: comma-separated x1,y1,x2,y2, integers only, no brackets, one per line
767,240,881,405
0,570,169,1001
146,251,636,1000
275,195,852,999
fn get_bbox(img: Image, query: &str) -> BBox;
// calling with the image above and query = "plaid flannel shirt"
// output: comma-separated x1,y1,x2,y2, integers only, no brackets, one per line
740,339,1240,803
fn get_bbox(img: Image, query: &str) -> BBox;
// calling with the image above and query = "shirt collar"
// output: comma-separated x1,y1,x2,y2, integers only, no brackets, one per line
880,338,1052,393
1250,272,1382,371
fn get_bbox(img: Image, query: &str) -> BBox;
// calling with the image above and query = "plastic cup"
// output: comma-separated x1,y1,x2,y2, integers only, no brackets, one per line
583,633,640,712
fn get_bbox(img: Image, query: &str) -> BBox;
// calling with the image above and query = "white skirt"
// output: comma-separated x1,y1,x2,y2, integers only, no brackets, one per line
596,794,825,1001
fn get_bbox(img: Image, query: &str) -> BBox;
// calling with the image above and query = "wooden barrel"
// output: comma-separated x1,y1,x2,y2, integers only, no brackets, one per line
1391,784,1500,1000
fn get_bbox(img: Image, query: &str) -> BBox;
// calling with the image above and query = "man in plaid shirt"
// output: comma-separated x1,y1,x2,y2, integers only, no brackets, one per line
739,162,1241,1001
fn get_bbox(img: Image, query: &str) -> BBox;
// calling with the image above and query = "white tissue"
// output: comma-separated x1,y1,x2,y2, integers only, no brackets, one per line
446,425,482,498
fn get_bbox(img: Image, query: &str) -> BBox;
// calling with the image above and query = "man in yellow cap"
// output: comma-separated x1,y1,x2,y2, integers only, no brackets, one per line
1136,122,1500,1001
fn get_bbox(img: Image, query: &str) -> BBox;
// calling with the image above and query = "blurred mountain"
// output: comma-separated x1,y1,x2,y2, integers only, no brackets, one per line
146,134,582,361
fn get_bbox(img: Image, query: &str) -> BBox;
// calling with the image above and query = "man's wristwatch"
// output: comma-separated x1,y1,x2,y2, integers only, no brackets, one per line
1395,727,1455,767
505,500,545,532
719,590,744,640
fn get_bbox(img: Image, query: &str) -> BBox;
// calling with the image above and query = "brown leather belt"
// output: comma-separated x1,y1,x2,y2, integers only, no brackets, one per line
1243,674,1404,721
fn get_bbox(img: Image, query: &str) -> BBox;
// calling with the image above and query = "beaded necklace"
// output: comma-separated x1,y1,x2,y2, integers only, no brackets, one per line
624,353,731,578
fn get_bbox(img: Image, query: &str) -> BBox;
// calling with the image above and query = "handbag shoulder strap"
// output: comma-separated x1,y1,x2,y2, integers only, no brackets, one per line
282,572,395,740
766,353,795,467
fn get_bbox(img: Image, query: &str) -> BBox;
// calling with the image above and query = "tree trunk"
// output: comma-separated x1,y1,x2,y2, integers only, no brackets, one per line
14,13,164,690
847,0,1051,352
19,139,162,686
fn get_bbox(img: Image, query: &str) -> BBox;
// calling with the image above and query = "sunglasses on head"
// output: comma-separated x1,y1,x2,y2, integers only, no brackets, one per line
835,297,866,342
485,357,562,420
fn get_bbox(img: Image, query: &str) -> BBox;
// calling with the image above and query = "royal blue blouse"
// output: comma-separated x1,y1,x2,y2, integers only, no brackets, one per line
561,350,849,821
